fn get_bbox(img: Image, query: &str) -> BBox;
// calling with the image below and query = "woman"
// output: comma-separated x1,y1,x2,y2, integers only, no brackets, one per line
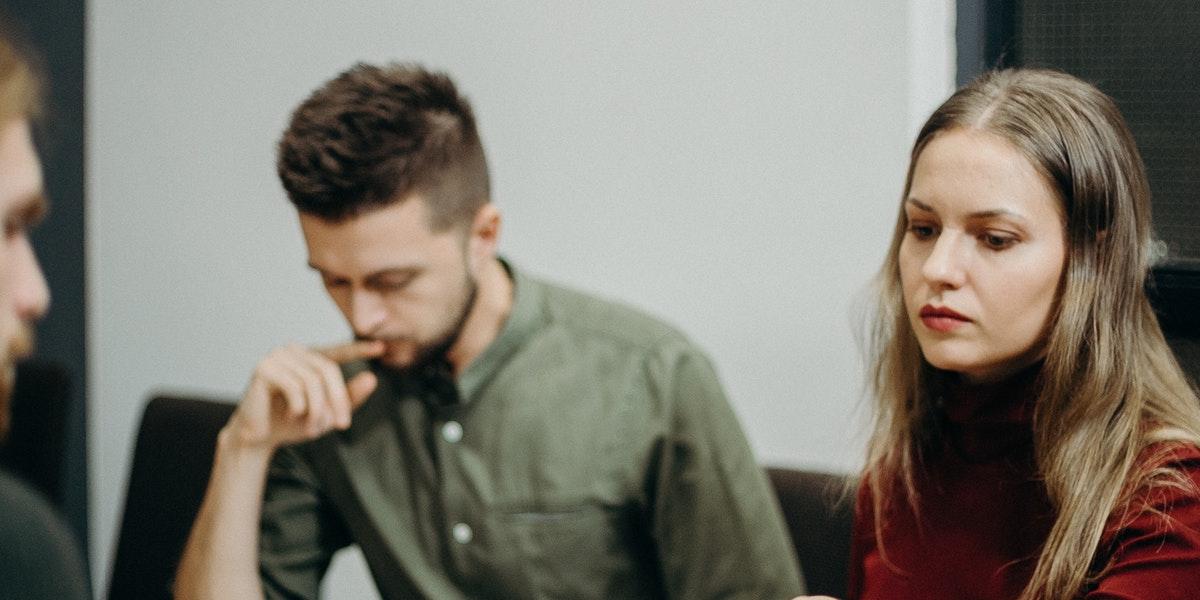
807,68,1200,599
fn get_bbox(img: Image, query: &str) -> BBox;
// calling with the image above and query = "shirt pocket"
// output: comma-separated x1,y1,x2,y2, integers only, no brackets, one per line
489,503,654,600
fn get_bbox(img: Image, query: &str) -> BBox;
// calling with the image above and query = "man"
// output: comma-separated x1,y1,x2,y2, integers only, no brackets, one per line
0,21,90,600
177,63,803,599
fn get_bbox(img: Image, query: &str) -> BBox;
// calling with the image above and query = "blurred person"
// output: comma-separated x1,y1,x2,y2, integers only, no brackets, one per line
798,68,1200,600
0,17,89,600
176,62,803,600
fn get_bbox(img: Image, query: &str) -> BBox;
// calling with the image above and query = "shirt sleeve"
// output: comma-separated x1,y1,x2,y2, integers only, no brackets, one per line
0,473,91,600
1085,452,1200,600
259,444,353,600
646,345,806,599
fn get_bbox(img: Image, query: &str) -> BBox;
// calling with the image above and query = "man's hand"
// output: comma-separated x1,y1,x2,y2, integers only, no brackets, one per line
175,339,385,600
225,340,385,451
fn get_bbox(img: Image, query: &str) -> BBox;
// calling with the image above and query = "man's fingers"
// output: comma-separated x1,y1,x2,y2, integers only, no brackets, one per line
274,357,329,432
315,339,386,364
346,371,378,410
256,361,305,418
243,342,382,443
287,347,350,428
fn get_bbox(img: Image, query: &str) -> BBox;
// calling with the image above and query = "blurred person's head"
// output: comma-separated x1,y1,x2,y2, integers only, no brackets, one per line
0,21,51,439
866,68,1200,600
277,63,496,371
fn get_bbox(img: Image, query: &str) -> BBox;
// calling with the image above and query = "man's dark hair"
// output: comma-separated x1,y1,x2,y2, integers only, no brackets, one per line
276,62,489,229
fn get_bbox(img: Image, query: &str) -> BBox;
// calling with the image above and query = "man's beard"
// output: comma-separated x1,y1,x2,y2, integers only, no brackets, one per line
365,275,479,377
0,323,36,441
406,278,478,373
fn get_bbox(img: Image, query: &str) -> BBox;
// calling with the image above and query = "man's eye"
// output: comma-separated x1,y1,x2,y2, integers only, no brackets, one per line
375,280,410,292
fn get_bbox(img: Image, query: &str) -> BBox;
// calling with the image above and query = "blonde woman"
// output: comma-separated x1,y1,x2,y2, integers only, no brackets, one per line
803,69,1200,600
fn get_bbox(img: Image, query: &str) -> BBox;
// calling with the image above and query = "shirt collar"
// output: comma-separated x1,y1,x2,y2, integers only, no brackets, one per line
455,258,543,403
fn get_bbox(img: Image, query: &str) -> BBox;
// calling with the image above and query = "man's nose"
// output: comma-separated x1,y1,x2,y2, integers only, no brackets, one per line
348,289,387,336
13,234,49,323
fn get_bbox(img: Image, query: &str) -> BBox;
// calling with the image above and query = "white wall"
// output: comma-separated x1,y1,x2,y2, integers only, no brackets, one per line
88,1,953,596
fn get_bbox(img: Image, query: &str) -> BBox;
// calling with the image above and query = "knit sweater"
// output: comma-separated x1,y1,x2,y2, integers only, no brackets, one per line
849,368,1200,599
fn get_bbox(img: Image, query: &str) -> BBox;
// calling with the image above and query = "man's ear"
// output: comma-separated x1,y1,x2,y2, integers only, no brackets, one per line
466,203,501,269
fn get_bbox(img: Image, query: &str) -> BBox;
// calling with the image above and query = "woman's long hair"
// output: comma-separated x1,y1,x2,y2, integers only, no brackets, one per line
864,68,1200,600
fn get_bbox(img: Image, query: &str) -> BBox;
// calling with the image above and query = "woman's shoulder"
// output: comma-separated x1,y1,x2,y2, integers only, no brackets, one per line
1084,442,1200,597
1121,440,1200,519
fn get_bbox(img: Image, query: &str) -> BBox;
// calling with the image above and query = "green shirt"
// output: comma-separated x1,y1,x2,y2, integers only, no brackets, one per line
259,265,804,599
0,471,91,600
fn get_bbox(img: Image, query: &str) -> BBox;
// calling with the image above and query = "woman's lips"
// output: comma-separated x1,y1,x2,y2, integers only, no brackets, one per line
919,305,971,332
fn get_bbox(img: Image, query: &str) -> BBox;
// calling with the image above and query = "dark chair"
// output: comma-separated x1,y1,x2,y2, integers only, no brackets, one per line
1151,266,1200,386
106,397,861,599
106,395,235,600
1167,336,1199,389
766,467,855,599
0,359,72,506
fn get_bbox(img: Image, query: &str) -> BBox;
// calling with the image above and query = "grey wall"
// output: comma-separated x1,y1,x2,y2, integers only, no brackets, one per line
89,1,954,595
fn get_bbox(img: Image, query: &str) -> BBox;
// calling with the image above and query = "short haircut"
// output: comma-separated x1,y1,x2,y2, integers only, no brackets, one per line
276,63,490,230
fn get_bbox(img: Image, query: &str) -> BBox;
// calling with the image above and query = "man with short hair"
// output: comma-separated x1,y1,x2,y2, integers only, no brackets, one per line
177,63,803,600
0,21,90,600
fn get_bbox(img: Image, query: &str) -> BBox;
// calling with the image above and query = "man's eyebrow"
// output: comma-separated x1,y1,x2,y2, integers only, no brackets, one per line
9,193,49,228
306,263,422,281
364,267,421,285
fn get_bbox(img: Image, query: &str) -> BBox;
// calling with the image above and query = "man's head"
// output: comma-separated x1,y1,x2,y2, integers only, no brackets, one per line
277,62,489,227
277,63,498,371
0,25,51,438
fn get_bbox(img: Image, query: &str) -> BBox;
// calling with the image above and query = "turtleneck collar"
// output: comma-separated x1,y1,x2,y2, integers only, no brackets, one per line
933,362,1044,464
939,361,1044,425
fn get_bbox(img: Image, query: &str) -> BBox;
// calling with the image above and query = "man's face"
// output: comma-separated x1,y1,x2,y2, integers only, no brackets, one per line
300,196,480,371
0,119,50,434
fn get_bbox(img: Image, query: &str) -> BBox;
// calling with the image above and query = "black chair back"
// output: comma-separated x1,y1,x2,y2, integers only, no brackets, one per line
106,395,235,600
766,467,854,599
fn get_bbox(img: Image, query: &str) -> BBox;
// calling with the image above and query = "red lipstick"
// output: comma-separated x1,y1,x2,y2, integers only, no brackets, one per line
919,304,971,332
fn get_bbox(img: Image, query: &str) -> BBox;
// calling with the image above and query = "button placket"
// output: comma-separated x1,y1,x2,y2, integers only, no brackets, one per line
451,522,474,544
442,420,463,443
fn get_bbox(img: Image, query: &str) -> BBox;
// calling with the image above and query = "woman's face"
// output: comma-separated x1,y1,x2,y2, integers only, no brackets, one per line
899,128,1067,383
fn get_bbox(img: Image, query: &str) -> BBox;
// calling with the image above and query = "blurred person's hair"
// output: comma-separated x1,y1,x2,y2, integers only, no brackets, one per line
0,15,42,125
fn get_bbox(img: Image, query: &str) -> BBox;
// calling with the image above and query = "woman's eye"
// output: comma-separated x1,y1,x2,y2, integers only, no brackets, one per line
907,223,937,239
982,233,1017,250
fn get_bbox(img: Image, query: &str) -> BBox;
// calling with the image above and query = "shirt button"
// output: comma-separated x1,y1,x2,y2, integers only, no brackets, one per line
452,522,473,544
442,421,463,443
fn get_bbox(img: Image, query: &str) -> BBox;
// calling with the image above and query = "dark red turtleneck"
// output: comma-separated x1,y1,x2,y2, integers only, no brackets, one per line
848,368,1200,599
